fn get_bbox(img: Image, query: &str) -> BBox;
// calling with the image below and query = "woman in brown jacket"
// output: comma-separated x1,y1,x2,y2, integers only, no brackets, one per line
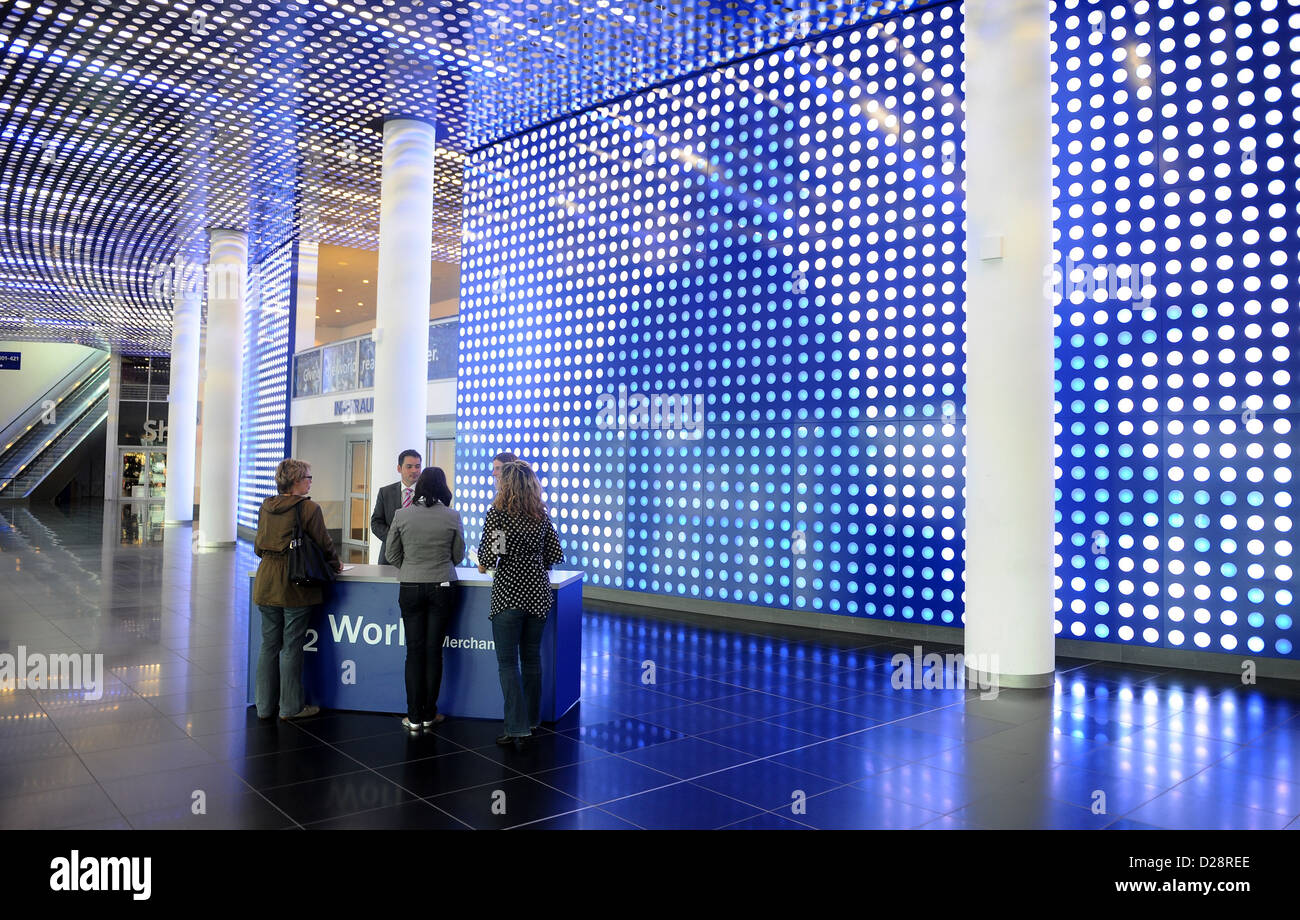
253,458,342,720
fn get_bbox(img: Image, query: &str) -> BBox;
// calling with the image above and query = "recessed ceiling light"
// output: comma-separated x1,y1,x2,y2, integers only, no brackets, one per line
336,288,343,292
335,308,341,313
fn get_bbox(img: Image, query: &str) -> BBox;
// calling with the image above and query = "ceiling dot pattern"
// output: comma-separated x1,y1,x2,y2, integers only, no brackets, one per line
0,0,934,353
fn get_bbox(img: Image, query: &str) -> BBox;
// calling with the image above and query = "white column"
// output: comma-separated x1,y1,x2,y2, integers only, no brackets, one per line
164,259,202,524
962,0,1055,688
369,118,434,563
197,229,248,546
295,240,318,351
102,348,120,501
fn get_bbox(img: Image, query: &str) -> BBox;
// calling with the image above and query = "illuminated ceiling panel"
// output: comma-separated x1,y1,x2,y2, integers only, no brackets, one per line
0,0,940,352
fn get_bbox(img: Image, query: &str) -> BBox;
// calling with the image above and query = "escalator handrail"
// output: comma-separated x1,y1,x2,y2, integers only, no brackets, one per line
0,352,109,452
0,363,111,478
0,384,109,494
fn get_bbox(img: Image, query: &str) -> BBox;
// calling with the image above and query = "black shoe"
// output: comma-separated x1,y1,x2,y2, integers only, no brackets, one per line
513,736,531,753
496,734,515,746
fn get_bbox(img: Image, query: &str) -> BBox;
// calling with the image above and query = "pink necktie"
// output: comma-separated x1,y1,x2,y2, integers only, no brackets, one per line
402,488,412,508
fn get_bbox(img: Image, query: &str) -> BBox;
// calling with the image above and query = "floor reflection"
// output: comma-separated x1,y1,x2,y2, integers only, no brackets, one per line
119,501,165,545
0,503,1297,829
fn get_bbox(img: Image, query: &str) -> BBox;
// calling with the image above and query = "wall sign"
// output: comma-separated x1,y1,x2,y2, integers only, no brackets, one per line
294,350,321,398
293,321,459,398
358,336,376,389
427,320,459,381
322,340,358,394
0,352,20,370
333,397,373,417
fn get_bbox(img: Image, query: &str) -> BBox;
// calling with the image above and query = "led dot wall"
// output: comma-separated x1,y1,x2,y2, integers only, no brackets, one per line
458,0,1299,661
1050,0,1298,659
460,4,967,621
236,239,294,533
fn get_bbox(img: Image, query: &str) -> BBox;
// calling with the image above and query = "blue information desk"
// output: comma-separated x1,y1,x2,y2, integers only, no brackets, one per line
247,565,583,721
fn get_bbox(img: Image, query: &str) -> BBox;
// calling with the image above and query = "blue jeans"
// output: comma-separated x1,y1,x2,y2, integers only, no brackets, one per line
256,605,313,719
398,583,456,723
491,609,545,737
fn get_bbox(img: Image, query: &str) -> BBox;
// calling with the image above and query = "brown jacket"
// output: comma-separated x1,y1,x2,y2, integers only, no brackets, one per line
252,494,341,607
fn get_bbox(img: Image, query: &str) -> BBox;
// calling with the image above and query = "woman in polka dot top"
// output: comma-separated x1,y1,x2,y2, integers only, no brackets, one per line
476,459,565,750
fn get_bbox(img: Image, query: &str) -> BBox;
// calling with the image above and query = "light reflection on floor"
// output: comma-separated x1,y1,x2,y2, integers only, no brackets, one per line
0,503,1296,829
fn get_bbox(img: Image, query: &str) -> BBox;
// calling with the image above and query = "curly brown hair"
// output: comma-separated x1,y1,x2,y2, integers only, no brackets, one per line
492,460,546,522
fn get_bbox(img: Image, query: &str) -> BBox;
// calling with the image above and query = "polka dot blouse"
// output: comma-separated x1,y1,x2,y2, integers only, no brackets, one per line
477,506,566,619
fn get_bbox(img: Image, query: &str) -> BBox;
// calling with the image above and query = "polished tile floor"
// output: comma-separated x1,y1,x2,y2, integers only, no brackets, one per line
2,502,1298,830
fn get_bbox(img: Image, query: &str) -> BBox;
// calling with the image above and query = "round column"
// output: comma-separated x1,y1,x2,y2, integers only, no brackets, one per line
164,256,203,523
295,239,318,351
369,118,435,563
197,229,248,547
962,0,1056,688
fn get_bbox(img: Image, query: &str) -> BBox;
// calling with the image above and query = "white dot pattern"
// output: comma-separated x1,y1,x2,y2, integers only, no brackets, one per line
459,6,968,624
1051,0,1297,658
457,1,1297,661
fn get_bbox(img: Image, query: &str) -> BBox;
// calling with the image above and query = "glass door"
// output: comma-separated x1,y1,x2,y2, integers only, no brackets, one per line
343,440,371,560
120,450,146,499
120,449,166,501
147,451,167,499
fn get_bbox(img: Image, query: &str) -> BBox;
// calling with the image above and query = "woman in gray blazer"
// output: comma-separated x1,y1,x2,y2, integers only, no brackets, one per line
385,466,465,733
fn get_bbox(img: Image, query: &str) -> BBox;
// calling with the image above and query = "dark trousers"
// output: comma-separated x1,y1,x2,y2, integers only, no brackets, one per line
397,582,457,723
491,609,546,737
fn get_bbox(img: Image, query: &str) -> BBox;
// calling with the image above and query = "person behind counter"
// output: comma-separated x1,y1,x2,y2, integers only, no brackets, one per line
386,466,465,733
491,451,518,492
477,459,565,751
370,449,422,564
252,458,343,721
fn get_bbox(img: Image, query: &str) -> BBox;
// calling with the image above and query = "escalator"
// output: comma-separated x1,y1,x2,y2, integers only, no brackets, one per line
0,355,111,499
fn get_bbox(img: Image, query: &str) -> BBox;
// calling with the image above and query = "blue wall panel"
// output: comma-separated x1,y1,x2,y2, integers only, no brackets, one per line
459,3,969,623
457,0,1297,660
1051,0,1299,657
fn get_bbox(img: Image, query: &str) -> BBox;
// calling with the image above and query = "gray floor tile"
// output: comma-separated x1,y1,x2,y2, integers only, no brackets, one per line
0,753,98,799
0,783,124,829
81,737,218,783
100,762,256,816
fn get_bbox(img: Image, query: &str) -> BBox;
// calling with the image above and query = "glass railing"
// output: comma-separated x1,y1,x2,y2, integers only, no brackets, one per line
292,316,458,399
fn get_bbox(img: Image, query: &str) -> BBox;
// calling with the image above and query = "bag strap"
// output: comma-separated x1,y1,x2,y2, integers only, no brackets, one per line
292,499,324,556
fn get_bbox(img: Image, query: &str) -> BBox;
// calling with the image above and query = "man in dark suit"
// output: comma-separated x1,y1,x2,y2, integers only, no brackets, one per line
370,448,422,564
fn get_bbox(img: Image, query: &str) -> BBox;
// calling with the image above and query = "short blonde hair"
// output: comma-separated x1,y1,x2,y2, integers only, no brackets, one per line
274,458,312,493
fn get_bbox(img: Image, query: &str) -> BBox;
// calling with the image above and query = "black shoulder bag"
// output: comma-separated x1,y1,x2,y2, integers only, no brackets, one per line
288,501,336,587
